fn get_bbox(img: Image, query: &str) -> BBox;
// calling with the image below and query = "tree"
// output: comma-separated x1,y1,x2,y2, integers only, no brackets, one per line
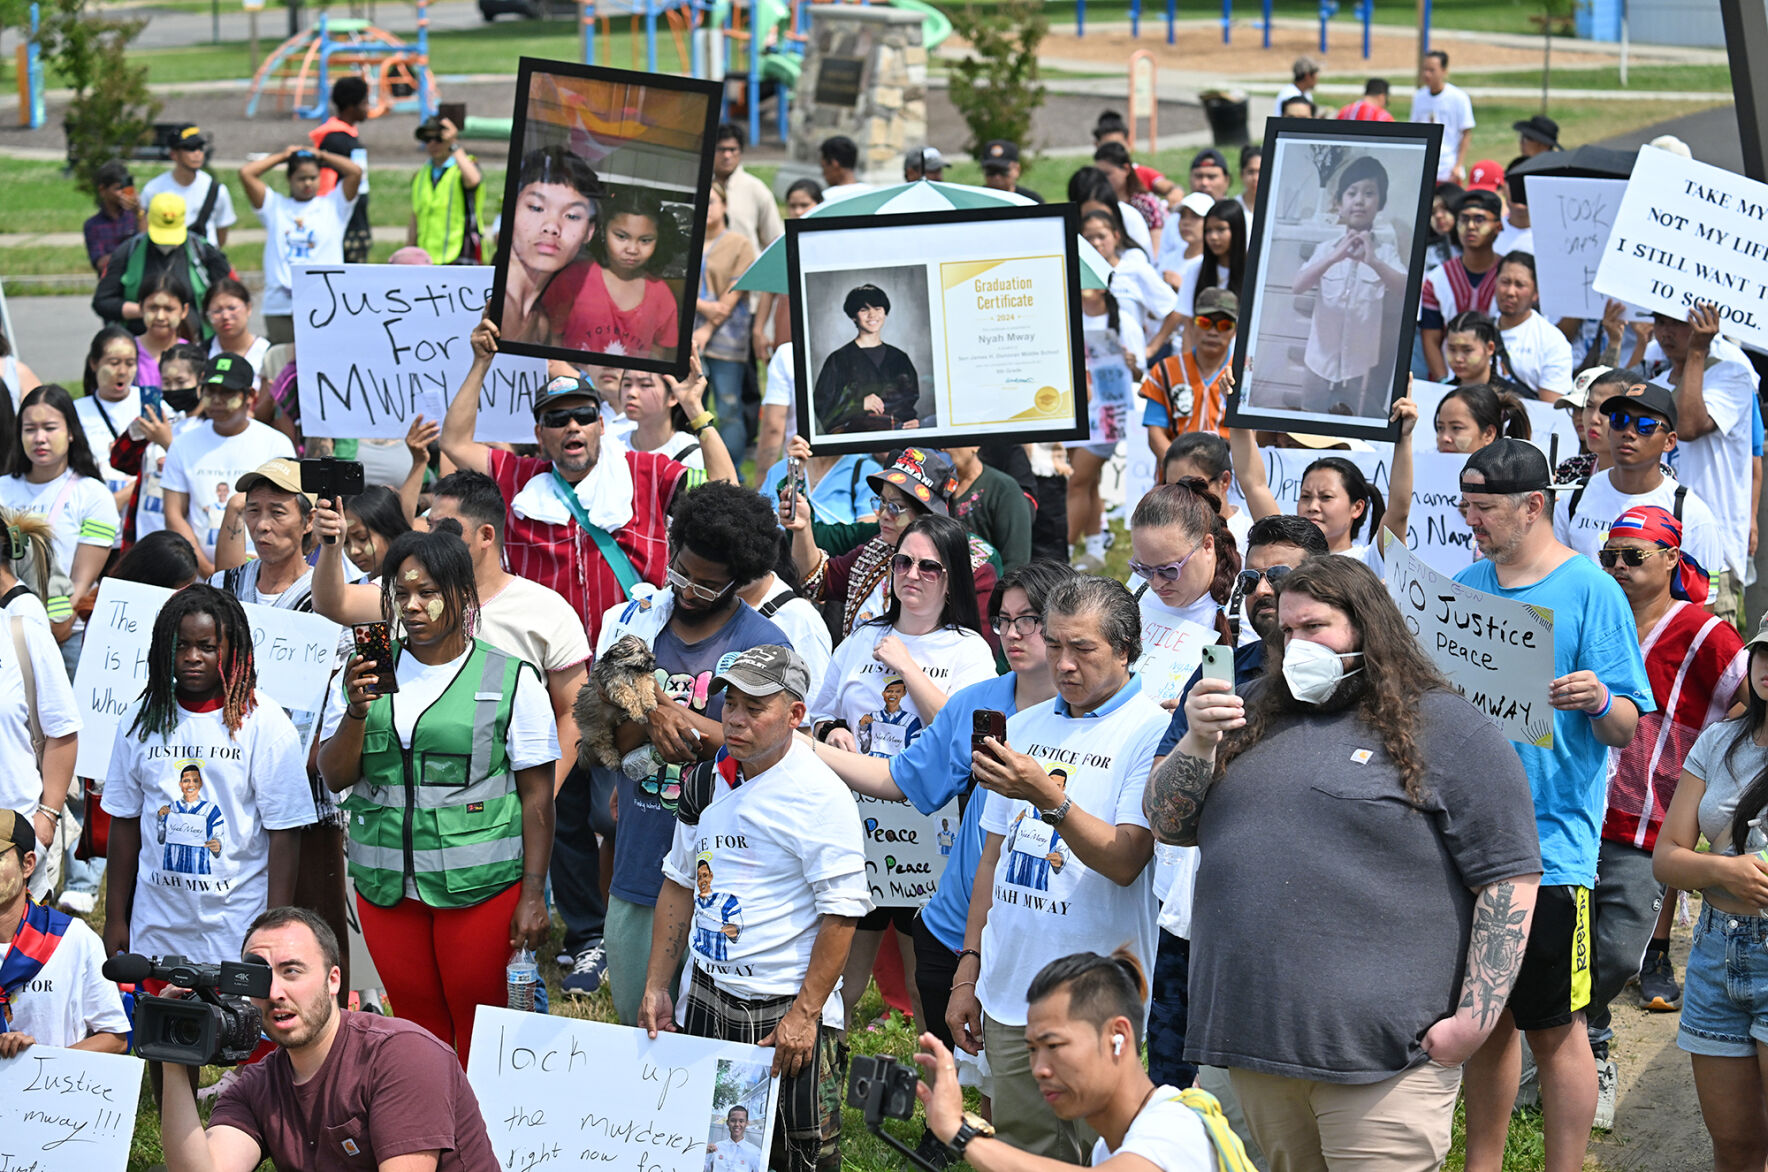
1538,0,1584,113
945,0,1047,157
37,0,160,195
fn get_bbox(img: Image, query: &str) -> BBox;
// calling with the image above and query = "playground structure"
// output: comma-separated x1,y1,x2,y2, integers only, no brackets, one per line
245,1,438,120
1074,0,1391,57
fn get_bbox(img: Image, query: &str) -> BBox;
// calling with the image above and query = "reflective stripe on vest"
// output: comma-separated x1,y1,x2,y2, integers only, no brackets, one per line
344,639,530,908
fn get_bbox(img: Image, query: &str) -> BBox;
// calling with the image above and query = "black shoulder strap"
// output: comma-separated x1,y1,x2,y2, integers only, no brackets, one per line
1673,484,1686,521
191,172,222,237
0,583,32,609
1133,582,1149,602
758,587,795,619
674,442,700,463
1567,483,1585,522
676,759,719,827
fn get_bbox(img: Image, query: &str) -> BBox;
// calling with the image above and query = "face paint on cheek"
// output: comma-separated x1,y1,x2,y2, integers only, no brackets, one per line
223,395,244,412
425,599,445,621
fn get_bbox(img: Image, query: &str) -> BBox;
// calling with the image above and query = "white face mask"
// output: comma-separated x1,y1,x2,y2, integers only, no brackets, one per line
1282,637,1363,705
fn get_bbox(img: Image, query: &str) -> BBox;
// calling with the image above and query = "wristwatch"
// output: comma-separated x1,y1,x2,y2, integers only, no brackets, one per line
947,1111,996,1156
1040,797,1073,827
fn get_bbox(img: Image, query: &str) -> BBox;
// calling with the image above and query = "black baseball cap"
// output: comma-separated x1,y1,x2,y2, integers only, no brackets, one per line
173,123,210,151
980,140,1020,171
1598,380,1679,431
204,353,256,392
533,373,603,418
1190,148,1229,173
1,808,37,860
1461,438,1551,496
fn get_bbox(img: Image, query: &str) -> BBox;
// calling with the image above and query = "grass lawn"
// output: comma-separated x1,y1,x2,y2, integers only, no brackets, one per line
1450,63,1735,93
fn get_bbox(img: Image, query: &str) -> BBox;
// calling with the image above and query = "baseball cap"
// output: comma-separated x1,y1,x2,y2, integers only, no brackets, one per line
147,192,189,247
1461,437,1551,495
909,146,945,173
1465,160,1505,192
1190,148,1229,174
1177,190,1216,219
866,447,956,517
235,457,315,503
1648,135,1692,159
1558,366,1612,410
172,122,210,152
1195,287,1239,321
1745,613,1768,653
980,140,1020,171
0,808,36,859
1597,380,1679,431
533,373,603,418
1512,114,1560,150
204,352,256,392
712,644,812,702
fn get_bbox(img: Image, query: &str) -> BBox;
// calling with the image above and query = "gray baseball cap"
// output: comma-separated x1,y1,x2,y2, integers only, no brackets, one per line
712,645,812,702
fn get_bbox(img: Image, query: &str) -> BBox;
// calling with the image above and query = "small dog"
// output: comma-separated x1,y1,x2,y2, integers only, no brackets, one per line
574,635,661,771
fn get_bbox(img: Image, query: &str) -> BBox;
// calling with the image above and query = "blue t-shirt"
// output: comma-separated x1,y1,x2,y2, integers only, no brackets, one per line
760,452,884,526
1141,398,1171,430
1155,641,1267,757
1453,555,1653,888
890,671,1016,952
609,602,790,907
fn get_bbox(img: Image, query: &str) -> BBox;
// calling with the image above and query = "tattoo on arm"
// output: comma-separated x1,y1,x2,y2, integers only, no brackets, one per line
1145,751,1213,847
1456,881,1531,1029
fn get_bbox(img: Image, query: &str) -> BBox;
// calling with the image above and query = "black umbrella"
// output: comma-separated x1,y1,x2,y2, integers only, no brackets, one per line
1508,145,1639,201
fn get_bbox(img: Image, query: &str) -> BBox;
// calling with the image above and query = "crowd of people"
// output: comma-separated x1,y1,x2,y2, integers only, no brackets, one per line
1,47,1766,1172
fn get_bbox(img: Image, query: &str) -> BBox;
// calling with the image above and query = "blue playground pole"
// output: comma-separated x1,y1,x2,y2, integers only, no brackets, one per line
1222,0,1231,44
1318,0,1331,53
1261,0,1271,47
1421,0,1431,54
1131,0,1140,37
1077,0,1085,37
1167,0,1176,44
1361,0,1371,57
582,1,596,65
26,3,45,130
646,2,658,72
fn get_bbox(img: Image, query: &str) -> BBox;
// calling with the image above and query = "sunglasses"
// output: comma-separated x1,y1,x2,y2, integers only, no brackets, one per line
891,554,946,579
990,613,1044,637
1598,547,1672,568
1235,565,1293,593
1129,544,1202,584
1193,315,1236,333
539,405,601,429
1606,410,1665,437
667,561,733,602
869,495,914,520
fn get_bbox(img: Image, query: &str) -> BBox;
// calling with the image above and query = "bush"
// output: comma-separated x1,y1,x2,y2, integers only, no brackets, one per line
39,0,160,196
945,0,1047,157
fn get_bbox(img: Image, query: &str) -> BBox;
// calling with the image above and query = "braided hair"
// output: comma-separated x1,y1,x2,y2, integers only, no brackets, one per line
128,584,258,740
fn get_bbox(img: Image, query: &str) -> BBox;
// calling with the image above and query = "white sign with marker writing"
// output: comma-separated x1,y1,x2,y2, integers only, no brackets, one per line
74,579,342,778
1383,533,1555,746
1529,176,1629,322
0,1045,144,1172
293,265,548,443
858,792,958,907
467,1009,781,1172
1593,151,1768,350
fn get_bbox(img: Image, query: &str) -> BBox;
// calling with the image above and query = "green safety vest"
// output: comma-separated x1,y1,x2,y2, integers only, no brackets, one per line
409,158,484,266
343,638,532,909
121,236,215,340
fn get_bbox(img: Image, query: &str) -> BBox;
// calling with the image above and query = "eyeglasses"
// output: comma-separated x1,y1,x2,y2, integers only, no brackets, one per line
1128,544,1202,584
990,613,1044,637
1456,213,1496,227
1606,410,1665,438
891,554,946,579
1235,565,1293,594
869,495,914,520
1193,315,1236,333
539,405,601,429
1598,547,1672,568
666,561,734,602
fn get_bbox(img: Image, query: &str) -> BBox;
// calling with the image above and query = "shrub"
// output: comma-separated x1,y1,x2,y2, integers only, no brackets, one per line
945,0,1047,157
39,0,160,196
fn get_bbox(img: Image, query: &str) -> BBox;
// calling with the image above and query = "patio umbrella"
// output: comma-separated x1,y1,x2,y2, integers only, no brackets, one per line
733,179,1113,292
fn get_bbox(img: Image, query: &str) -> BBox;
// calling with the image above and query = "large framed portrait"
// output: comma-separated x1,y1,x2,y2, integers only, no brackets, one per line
787,203,1086,456
1227,117,1443,443
488,58,720,377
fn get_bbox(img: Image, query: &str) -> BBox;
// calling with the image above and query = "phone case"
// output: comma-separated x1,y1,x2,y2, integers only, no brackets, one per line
352,623,399,695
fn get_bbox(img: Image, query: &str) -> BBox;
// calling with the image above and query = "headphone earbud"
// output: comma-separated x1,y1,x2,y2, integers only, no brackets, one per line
1112,1034,1125,1056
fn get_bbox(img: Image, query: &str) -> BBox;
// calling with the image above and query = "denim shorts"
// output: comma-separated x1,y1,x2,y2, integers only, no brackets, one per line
1679,904,1768,1058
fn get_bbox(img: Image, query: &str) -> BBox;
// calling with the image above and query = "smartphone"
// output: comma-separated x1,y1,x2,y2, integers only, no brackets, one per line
439,102,467,129
351,622,399,696
300,457,366,502
780,456,803,521
138,384,163,418
1199,645,1234,695
971,709,1007,758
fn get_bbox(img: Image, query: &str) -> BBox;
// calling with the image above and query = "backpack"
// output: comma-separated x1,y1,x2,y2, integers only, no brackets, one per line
1566,482,1685,524
1170,1088,1261,1172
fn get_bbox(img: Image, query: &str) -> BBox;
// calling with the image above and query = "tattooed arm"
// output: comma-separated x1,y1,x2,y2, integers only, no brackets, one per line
1143,679,1244,846
1421,874,1540,1065
638,879,694,1038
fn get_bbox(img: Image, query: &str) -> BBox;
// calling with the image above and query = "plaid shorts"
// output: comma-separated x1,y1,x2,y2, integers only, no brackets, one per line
682,965,844,1172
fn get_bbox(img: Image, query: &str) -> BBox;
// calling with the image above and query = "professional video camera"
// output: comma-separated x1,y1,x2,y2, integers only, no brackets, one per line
101,953,272,1066
847,1055,938,1171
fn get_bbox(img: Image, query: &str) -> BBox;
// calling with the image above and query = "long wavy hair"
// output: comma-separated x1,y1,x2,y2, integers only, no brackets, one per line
1215,556,1451,802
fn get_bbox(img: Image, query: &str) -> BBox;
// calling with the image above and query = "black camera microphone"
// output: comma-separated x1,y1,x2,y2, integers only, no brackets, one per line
102,952,156,983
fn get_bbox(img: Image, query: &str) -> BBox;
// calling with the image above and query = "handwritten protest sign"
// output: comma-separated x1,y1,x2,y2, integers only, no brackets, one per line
1383,534,1555,746
858,792,958,907
1130,614,1218,705
293,265,548,443
467,1009,780,1172
1593,150,1768,350
74,580,342,778
1530,177,1629,321
0,1045,144,1172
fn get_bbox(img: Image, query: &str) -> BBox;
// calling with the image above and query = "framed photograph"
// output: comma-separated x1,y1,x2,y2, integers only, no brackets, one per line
488,57,720,377
706,1057,775,1172
1227,117,1443,443
787,203,1086,456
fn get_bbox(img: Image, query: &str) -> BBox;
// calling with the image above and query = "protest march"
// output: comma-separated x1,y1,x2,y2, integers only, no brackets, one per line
4,11,1768,1172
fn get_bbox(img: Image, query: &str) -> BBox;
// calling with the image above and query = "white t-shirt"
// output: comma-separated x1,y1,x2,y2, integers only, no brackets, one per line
661,741,871,1002
101,697,316,961
1273,82,1304,115
1110,249,1180,344
806,623,997,758
1305,237,1406,383
140,170,238,246
158,420,297,556
0,471,121,575
753,577,834,704
762,343,799,443
635,429,705,471
1494,220,1534,257
1500,311,1574,399
978,682,1166,1025
707,1138,762,1172
0,917,131,1047
1089,1086,1215,1171
1553,469,1726,581
1408,83,1476,181
0,610,81,821
255,187,359,315
75,389,142,499
478,576,592,675
131,412,206,539
1132,590,1222,706
209,336,272,379
1655,338,1759,580
1119,200,1155,256
3,588,53,631
318,645,560,769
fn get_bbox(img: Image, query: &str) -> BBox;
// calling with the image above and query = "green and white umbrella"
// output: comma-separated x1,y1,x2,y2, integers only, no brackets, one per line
733,179,1113,292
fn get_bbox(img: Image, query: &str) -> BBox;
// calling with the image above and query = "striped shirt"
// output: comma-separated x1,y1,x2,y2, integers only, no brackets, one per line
487,448,694,647
1137,350,1231,438
1418,256,1499,331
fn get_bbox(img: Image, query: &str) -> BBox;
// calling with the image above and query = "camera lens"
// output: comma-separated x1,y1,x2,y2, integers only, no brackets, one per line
169,1017,202,1046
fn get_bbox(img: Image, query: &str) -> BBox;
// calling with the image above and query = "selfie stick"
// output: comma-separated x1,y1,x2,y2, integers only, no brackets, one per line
863,1121,939,1172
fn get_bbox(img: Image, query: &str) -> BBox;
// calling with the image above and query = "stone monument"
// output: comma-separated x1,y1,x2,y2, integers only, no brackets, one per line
780,3,929,192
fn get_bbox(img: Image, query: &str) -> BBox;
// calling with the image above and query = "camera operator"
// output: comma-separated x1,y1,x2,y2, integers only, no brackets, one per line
159,906,497,1172
0,810,129,1058
914,949,1220,1170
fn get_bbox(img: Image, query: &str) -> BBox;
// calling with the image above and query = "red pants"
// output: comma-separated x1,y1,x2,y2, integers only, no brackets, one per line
354,882,521,1068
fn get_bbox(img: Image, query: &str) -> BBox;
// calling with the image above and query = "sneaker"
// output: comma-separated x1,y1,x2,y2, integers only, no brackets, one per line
1593,1058,1618,1131
562,943,607,997
1638,946,1682,1011
57,890,96,916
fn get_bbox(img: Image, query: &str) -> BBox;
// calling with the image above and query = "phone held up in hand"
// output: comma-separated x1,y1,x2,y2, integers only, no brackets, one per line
1199,645,1234,695
780,456,803,521
971,709,1006,760
351,622,399,696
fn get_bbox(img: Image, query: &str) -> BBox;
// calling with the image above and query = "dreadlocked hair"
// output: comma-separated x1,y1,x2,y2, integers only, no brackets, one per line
129,584,258,740
1214,556,1451,804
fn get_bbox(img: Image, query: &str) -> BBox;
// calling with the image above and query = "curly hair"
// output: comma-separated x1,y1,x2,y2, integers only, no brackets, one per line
669,480,783,589
1214,556,1451,803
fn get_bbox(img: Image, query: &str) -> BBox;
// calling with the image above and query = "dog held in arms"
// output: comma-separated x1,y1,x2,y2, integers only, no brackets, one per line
573,635,661,772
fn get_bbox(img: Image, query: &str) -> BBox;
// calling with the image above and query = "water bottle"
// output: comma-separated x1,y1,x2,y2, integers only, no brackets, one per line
506,947,539,1012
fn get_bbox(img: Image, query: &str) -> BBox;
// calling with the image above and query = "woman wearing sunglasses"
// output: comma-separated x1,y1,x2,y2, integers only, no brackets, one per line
1125,478,1243,706
806,511,998,1035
